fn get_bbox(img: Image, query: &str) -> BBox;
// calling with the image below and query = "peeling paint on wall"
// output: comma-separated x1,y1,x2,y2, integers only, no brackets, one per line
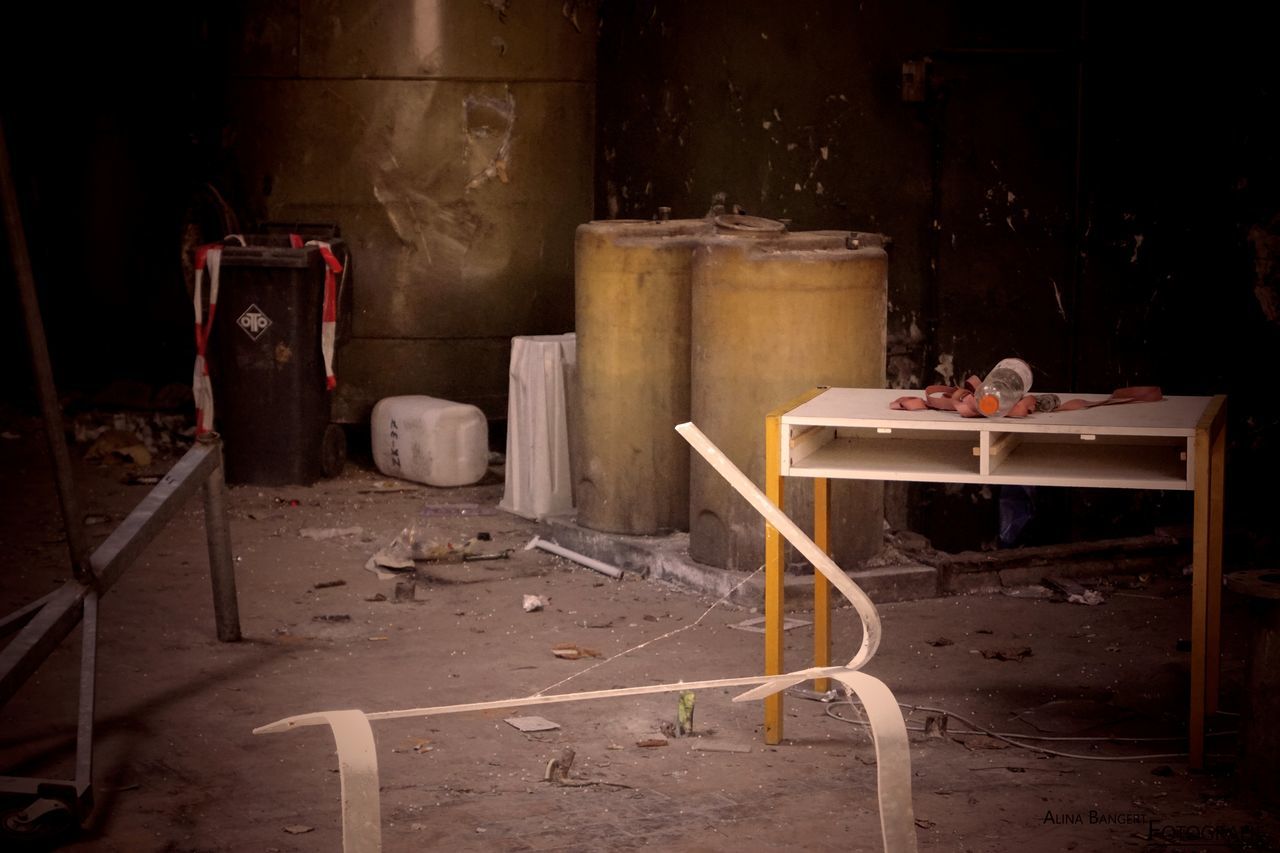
1247,217,1280,323
464,90,516,190
481,0,511,23
1129,233,1144,264
886,314,926,389
562,1,584,31
934,352,955,385
1049,277,1067,321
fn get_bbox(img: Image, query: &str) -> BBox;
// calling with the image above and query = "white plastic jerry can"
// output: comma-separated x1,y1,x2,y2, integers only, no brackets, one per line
370,395,489,487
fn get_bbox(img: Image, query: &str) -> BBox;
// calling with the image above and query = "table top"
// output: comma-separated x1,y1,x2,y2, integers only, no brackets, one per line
782,388,1216,437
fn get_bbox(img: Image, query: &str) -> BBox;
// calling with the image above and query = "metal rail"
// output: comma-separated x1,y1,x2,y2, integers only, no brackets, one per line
0,118,242,837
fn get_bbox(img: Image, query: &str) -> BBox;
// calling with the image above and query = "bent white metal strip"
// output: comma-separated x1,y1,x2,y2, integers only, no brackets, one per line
325,711,380,853
255,667,915,853
674,421,882,670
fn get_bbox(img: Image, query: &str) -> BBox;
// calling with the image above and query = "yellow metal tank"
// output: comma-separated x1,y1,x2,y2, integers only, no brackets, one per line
573,218,714,534
689,232,888,570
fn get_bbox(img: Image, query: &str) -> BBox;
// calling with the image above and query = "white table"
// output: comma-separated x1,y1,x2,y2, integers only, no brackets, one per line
762,387,1227,767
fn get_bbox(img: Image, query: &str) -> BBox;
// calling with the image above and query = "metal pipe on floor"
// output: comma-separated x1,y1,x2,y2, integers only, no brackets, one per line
524,535,624,579
74,590,97,808
199,434,241,643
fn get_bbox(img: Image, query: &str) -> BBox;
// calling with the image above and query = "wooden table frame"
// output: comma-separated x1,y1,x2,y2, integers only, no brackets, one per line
763,387,1226,767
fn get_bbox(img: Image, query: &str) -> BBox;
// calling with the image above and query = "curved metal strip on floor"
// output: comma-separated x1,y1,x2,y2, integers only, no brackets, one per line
830,671,918,853
257,666,916,853
322,710,381,853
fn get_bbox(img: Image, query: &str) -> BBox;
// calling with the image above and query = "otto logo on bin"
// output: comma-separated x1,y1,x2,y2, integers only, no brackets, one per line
237,304,273,340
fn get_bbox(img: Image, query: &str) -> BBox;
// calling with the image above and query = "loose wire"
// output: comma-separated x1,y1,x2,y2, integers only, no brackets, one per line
824,696,1235,762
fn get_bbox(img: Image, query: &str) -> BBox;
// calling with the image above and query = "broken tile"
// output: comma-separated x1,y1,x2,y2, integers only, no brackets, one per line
505,716,560,733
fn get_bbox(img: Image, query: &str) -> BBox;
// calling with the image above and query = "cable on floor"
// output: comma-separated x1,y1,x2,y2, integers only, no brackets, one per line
824,696,1236,762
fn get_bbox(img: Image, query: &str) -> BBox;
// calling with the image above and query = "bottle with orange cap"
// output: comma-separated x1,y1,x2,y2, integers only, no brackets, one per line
976,358,1033,417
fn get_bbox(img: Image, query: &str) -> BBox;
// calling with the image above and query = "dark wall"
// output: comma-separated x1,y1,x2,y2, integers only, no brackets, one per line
0,5,232,402
597,0,1280,563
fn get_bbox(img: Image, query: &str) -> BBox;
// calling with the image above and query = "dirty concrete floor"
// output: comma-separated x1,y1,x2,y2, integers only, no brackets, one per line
1,414,1277,852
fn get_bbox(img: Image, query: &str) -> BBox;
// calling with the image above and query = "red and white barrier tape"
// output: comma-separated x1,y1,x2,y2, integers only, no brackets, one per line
191,243,223,435
305,239,344,391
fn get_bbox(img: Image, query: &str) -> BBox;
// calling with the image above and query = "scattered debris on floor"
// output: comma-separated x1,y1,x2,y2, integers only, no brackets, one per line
544,747,575,782
313,579,347,589
312,614,351,623
1000,585,1054,599
728,615,812,633
300,526,363,541
979,646,1033,661
522,594,546,612
84,429,153,466
460,548,513,562
365,522,487,578
1044,575,1106,605
690,741,751,753
635,738,668,748
787,687,839,703
923,714,949,738
71,407,194,461
358,481,423,495
550,643,600,660
282,824,314,835
926,637,954,647
676,690,696,736
403,737,433,754
415,503,496,517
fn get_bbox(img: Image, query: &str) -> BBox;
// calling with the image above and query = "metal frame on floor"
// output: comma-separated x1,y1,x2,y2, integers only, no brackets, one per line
0,119,242,837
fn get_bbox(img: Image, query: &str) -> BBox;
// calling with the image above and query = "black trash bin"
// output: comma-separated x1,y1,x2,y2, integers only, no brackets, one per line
207,231,352,486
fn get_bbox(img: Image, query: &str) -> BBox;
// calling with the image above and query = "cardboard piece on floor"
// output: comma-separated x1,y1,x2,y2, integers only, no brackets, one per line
504,715,561,732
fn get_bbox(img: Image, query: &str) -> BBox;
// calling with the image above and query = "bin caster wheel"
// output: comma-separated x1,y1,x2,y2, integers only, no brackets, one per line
321,424,347,478
0,796,80,850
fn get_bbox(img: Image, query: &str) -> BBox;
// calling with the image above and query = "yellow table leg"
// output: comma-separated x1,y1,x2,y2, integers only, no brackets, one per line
762,387,828,745
764,409,785,745
813,477,831,693
1189,395,1226,768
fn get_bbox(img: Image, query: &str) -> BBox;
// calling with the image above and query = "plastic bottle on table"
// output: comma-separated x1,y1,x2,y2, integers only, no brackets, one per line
976,358,1033,417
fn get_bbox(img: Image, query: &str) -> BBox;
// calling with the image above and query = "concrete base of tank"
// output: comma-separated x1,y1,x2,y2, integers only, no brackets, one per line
536,514,938,608
535,515,1189,609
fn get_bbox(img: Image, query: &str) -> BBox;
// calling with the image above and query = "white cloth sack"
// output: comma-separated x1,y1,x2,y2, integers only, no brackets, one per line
499,334,577,519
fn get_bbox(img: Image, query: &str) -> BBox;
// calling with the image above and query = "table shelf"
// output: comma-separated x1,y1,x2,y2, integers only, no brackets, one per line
988,435,1189,490
787,433,981,483
782,393,1197,491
